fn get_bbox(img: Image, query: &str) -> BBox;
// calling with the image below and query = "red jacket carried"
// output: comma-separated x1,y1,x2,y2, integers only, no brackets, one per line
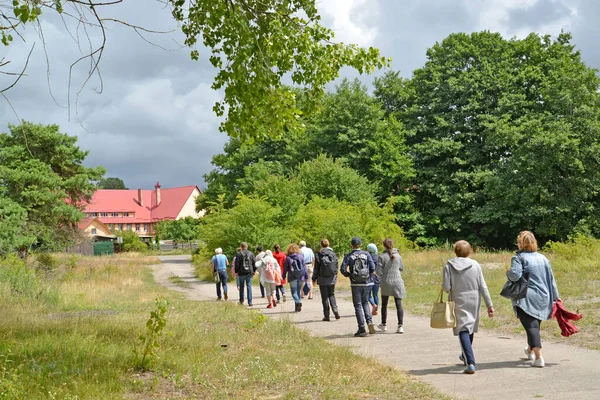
551,300,583,337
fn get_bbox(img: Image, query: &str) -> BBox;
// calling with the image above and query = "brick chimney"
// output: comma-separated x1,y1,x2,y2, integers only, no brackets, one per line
154,182,162,206
137,189,143,206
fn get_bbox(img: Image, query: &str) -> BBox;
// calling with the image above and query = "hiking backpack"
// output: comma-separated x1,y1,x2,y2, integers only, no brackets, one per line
350,252,369,283
264,259,277,282
289,257,303,279
319,250,338,277
240,252,253,274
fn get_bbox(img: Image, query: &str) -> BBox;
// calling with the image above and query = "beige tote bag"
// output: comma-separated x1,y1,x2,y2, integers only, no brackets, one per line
430,289,456,329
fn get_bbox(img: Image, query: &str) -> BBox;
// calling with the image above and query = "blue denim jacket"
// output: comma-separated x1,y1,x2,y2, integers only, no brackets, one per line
508,251,560,320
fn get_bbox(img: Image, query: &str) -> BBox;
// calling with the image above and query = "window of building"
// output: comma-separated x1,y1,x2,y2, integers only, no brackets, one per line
135,224,140,232
100,212,108,217
91,228,97,235
112,212,119,217
127,224,132,230
143,223,148,232
119,224,124,230
124,212,129,217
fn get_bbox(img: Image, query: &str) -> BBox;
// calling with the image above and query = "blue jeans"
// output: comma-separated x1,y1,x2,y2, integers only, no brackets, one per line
369,283,380,306
459,331,475,366
351,285,373,330
215,269,228,299
289,279,302,304
238,274,253,305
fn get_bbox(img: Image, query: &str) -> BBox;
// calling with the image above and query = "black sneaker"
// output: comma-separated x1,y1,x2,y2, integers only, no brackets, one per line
298,303,302,312
354,329,368,337
248,303,253,307
322,316,330,321
334,311,341,320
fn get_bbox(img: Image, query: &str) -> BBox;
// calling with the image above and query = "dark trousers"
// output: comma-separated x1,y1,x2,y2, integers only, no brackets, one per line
381,296,404,326
459,331,475,366
319,284,338,318
517,307,542,348
351,285,372,330
275,285,285,301
260,283,265,297
215,269,228,299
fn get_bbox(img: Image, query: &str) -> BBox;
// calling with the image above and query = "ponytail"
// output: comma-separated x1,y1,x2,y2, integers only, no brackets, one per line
383,238,395,260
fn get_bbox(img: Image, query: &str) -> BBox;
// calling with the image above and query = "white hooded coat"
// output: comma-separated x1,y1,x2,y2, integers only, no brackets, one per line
442,257,493,336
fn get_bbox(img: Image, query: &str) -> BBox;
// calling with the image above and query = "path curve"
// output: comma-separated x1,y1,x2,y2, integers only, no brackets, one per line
153,255,600,400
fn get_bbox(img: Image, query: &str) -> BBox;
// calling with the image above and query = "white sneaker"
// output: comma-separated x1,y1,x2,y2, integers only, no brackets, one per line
397,325,404,334
524,347,535,361
377,323,387,332
531,357,545,368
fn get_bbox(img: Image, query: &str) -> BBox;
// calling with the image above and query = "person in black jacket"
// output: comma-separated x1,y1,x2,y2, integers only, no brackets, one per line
312,238,340,321
340,236,377,337
234,242,256,306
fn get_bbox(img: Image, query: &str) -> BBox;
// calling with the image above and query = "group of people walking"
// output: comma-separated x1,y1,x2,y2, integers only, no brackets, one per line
211,230,560,375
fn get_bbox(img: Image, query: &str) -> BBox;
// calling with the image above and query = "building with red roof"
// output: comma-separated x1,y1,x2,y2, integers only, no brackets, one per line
83,182,203,239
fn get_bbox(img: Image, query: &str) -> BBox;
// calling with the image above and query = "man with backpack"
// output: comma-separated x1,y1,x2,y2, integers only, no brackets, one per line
234,242,257,306
340,236,377,337
312,238,340,321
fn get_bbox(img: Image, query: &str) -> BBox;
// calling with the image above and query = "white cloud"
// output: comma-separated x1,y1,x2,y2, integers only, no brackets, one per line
318,0,379,46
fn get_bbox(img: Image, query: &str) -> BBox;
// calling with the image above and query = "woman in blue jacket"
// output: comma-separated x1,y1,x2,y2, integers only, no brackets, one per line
507,231,560,368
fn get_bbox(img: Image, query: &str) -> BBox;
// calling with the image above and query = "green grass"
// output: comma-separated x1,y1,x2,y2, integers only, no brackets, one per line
0,253,447,399
168,275,192,289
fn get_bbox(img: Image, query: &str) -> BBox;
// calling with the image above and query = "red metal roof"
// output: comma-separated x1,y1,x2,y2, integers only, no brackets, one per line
84,186,199,224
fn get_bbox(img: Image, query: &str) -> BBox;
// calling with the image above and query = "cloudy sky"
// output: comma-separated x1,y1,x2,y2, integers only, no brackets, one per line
0,0,597,190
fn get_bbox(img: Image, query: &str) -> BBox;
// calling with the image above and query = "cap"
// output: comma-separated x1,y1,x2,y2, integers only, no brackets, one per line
351,237,362,246
367,243,378,254
299,240,306,246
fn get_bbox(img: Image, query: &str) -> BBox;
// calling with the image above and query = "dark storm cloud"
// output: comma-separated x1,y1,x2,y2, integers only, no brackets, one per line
0,0,226,190
506,0,573,32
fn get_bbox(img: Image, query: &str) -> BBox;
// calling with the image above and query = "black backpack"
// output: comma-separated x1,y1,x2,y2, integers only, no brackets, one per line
319,249,338,277
350,252,369,283
289,257,303,279
240,252,253,275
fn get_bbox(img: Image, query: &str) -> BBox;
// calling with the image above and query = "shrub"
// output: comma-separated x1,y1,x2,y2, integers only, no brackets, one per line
0,256,39,298
35,252,58,273
544,234,600,263
116,230,148,253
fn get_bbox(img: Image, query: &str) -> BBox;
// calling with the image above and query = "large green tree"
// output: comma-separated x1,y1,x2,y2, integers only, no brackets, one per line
155,216,201,244
402,32,600,247
97,177,127,190
307,79,414,200
2,0,388,141
0,122,105,251
198,79,414,211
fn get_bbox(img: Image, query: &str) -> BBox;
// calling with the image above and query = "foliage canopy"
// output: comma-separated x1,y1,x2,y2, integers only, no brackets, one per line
0,122,105,252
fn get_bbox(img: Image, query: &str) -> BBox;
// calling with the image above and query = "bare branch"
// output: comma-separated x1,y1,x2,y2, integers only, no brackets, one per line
1,43,35,93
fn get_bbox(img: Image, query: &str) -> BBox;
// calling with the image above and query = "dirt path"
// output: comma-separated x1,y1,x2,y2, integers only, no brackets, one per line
153,255,600,400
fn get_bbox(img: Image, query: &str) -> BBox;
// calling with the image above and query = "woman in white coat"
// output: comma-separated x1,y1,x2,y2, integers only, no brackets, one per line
442,240,494,374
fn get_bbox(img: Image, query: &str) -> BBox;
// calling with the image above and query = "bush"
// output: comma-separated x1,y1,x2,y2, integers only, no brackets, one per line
35,252,58,273
0,256,39,298
116,230,148,253
544,234,600,263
